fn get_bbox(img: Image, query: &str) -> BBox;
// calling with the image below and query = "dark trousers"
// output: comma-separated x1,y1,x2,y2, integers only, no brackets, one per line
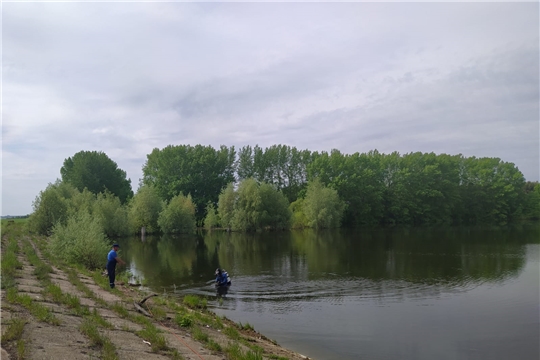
107,261,116,288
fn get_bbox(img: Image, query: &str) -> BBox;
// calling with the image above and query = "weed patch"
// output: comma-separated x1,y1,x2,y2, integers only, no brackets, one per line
17,339,27,359
137,323,167,352
9,291,60,325
1,318,26,344
223,326,241,340
183,294,207,309
175,313,193,328
192,326,209,342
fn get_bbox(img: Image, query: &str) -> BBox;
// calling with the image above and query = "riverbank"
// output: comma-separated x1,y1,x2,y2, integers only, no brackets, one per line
0,222,310,360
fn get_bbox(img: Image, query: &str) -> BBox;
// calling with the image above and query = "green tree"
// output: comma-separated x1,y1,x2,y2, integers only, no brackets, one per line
49,211,109,270
93,191,129,237
237,145,255,181
61,151,133,203
28,181,70,235
217,183,237,230
232,178,262,232
303,179,345,229
142,145,236,220
523,182,540,219
158,194,196,234
203,202,220,230
258,182,292,230
289,197,308,228
67,188,96,218
128,186,163,234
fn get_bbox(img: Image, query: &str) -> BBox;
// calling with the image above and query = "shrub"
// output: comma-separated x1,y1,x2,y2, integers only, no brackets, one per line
27,181,70,235
94,191,129,237
128,186,162,234
303,179,345,229
183,295,207,309
218,183,236,229
203,202,220,229
49,212,109,270
158,194,196,234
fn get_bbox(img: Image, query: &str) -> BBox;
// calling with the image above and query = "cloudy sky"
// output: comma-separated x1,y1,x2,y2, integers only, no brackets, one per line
2,2,538,216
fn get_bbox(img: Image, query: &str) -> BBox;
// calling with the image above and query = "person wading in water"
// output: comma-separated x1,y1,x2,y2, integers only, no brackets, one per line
107,243,126,289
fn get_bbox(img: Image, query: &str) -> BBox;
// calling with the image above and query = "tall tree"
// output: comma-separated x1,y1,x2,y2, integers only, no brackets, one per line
28,181,70,235
128,185,163,234
302,178,345,229
158,194,196,234
61,151,133,203
142,144,236,219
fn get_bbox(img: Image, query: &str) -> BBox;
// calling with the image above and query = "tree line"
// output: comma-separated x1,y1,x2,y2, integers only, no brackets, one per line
29,146,540,242
142,144,539,227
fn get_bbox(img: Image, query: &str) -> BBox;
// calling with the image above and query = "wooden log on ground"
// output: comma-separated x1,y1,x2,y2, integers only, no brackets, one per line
133,301,151,317
139,293,157,305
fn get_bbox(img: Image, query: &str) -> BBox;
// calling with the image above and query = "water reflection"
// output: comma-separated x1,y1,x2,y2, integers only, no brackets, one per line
121,224,539,360
122,223,537,299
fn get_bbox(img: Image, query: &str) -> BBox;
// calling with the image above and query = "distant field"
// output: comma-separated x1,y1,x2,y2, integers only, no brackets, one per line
1,218,29,226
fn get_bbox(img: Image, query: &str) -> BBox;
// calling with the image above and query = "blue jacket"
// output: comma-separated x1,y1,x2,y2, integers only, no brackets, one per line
216,271,230,286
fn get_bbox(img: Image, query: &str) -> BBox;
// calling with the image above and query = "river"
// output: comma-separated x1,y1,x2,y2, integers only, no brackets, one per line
120,223,539,360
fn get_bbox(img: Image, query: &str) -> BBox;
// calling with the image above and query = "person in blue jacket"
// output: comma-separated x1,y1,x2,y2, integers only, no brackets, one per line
107,243,125,289
215,268,231,287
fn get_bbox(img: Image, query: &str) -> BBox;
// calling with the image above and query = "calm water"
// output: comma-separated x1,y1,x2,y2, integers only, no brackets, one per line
121,224,540,360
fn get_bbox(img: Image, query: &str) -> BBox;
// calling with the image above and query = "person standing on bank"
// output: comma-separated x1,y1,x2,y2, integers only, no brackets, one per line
107,243,125,289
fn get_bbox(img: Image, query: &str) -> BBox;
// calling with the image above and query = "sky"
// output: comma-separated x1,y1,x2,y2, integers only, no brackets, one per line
2,1,539,216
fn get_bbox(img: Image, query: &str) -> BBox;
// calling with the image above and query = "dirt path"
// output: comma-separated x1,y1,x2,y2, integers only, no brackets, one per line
1,234,311,360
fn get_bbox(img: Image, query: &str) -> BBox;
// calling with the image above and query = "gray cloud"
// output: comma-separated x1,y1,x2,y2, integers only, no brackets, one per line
2,2,538,215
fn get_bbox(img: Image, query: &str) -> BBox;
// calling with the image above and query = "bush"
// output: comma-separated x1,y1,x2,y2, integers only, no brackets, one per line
94,191,129,237
203,202,220,229
27,182,70,235
258,182,291,230
128,186,163,234
303,179,345,229
158,194,196,233
232,179,262,231
218,183,236,229
49,212,109,269
289,198,308,228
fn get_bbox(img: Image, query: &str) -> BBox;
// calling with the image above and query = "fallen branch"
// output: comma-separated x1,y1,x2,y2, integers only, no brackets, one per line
133,301,151,317
139,293,157,305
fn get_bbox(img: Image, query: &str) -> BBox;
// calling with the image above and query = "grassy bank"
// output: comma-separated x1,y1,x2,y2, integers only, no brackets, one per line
1,222,303,360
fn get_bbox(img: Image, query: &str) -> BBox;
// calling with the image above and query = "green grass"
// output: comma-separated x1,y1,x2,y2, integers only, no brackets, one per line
223,326,241,340
66,268,95,298
207,339,222,352
110,302,130,318
168,348,186,360
88,308,114,329
80,319,105,346
225,343,264,360
0,318,26,344
268,355,289,360
191,326,223,353
175,313,193,328
102,339,119,360
192,326,209,342
1,217,28,224
183,294,207,309
43,283,90,317
1,233,22,289
137,323,167,352
17,339,27,359
148,305,167,321
80,319,118,359
8,291,60,325
21,238,53,283
44,283,64,303
239,322,254,331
